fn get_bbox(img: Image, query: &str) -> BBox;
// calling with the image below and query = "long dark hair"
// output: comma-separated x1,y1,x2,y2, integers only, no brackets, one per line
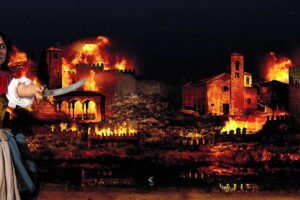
0,32,12,71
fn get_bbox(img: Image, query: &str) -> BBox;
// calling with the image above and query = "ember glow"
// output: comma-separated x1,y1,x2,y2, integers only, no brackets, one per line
261,52,293,83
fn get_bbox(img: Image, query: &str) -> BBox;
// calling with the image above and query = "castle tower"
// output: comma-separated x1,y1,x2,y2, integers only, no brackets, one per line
46,47,63,89
230,53,244,115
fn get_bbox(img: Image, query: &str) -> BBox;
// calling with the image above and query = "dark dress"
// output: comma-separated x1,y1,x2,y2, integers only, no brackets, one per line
0,70,39,200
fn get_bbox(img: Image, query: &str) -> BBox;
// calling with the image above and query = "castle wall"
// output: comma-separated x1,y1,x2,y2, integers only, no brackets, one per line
136,79,163,95
181,83,206,114
73,66,136,113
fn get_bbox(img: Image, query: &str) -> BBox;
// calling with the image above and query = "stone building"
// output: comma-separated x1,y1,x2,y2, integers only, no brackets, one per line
182,53,257,115
46,47,63,89
289,66,300,125
44,46,166,118
55,91,105,122
258,80,288,111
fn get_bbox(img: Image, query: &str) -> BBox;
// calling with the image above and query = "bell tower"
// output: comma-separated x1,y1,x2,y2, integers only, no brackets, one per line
230,53,244,115
46,47,63,89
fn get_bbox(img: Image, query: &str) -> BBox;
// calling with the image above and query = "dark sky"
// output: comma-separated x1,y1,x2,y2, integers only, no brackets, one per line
2,0,300,84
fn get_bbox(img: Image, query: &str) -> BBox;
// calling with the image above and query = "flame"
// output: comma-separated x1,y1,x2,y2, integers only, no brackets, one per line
47,96,55,104
62,58,76,87
61,35,135,89
221,115,267,133
9,46,27,64
60,123,68,131
58,123,78,132
261,52,293,83
59,100,98,120
83,70,98,91
50,125,56,132
221,112,287,134
115,58,127,71
70,123,78,132
94,122,137,136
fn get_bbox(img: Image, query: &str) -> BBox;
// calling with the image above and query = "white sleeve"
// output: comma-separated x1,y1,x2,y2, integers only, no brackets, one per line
6,77,34,108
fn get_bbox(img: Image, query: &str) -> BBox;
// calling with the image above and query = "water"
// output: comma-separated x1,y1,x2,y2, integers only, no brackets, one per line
38,161,300,193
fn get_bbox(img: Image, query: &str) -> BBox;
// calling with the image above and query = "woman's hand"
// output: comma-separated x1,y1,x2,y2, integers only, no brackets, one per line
34,85,44,102
17,84,44,102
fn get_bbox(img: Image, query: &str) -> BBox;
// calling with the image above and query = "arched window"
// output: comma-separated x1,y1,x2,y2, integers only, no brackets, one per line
74,101,83,118
235,61,240,70
246,77,250,85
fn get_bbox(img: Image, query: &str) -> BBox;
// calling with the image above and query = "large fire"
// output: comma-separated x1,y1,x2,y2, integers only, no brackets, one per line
9,46,28,64
261,52,293,83
221,116,266,134
62,36,135,88
221,112,287,134
8,46,40,82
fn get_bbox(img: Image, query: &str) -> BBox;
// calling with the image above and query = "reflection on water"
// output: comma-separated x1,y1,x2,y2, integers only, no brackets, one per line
39,162,300,193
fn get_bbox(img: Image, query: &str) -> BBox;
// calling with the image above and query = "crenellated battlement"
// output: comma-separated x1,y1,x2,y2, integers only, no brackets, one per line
75,63,136,76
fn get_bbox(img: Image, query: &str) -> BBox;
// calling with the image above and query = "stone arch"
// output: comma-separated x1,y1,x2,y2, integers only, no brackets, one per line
83,99,97,120
73,100,83,119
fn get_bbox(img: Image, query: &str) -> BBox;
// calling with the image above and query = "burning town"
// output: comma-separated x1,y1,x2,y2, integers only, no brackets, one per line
6,36,300,194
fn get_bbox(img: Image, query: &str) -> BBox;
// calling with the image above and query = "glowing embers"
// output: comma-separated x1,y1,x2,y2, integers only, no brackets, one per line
261,52,293,83
94,122,137,137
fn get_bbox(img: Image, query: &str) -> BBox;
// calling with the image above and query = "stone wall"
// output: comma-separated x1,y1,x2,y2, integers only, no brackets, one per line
207,77,230,115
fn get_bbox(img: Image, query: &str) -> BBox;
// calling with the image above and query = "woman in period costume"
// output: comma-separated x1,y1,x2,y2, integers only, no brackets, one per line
0,32,43,200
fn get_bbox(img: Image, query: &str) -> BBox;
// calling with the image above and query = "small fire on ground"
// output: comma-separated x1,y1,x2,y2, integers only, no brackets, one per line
54,122,137,136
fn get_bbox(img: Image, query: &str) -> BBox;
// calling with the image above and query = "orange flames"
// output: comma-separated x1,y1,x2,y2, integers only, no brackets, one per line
261,52,293,83
8,46,40,83
94,122,137,136
221,115,267,134
62,36,135,89
221,112,287,134
83,70,98,91
9,46,28,64
55,121,137,137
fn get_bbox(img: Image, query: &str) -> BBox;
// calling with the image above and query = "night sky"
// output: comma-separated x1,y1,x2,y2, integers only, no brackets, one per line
2,0,300,84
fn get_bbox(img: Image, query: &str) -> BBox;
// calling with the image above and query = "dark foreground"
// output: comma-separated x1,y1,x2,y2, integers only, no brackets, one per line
38,184,300,200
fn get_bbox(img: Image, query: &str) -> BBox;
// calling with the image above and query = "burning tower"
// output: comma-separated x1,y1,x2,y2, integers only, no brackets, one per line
46,47,63,89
